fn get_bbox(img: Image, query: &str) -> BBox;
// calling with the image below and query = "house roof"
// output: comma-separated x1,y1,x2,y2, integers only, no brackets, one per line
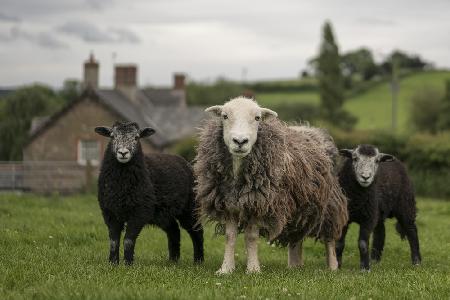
26,87,205,149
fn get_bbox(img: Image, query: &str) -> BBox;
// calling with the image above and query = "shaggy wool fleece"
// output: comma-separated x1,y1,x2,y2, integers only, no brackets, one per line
194,119,348,244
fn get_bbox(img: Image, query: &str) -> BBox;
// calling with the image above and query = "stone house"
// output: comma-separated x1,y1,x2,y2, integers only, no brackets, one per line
20,54,204,193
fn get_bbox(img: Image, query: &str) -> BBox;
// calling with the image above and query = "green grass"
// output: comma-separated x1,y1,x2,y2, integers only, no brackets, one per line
344,71,450,132
1,194,449,299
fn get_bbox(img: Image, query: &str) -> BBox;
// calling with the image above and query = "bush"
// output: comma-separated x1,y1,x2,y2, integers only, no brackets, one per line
409,87,443,133
169,137,198,163
187,79,244,106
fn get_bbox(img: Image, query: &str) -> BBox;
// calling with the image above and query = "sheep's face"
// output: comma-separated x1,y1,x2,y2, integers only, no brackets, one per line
205,97,277,158
95,122,155,163
340,144,394,187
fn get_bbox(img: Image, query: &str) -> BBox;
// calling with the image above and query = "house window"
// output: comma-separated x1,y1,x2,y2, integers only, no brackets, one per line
78,140,100,166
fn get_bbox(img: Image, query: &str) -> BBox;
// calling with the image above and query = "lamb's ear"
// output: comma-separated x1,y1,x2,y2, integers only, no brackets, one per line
139,127,155,138
261,107,278,121
205,105,223,117
378,153,395,162
339,149,353,158
95,126,112,137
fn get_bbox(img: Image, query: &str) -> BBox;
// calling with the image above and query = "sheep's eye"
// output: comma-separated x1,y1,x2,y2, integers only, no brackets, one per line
222,114,228,120
255,116,261,121
353,157,358,162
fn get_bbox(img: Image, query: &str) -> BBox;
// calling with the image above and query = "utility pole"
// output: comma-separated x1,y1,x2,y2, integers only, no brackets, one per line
390,57,399,132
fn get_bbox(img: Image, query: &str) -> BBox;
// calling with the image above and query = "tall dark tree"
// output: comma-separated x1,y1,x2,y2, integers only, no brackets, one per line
317,21,356,129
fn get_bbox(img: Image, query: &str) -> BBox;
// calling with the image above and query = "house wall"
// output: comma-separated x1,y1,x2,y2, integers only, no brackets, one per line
23,97,157,161
22,97,158,193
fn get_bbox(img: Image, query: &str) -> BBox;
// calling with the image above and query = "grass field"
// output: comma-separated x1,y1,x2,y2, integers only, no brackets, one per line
344,71,450,132
255,71,450,132
1,194,449,299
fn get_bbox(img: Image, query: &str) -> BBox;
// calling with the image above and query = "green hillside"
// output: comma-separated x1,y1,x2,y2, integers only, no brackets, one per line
255,71,450,132
345,71,450,132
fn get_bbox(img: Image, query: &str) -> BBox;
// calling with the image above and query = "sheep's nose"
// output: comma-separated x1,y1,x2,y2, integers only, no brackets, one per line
361,174,370,180
232,137,249,147
118,150,129,158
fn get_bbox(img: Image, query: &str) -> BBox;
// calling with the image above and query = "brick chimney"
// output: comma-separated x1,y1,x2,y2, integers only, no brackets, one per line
114,64,138,102
83,53,99,89
173,73,186,90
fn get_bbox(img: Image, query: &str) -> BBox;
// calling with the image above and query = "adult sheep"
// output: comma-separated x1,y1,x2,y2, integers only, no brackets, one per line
337,144,421,270
194,97,348,274
95,121,204,265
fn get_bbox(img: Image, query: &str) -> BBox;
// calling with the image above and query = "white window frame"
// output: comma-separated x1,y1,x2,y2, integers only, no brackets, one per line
77,140,100,166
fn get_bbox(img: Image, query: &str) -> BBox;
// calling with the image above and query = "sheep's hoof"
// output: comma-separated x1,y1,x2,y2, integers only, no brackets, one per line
287,263,304,269
246,265,261,274
215,267,234,275
124,260,134,266
360,267,371,273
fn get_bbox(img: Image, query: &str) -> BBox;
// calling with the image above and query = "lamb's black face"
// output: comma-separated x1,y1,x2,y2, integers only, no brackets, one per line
340,144,395,188
95,122,155,164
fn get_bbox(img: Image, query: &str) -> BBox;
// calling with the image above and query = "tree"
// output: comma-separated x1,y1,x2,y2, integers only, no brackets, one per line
380,50,430,74
0,84,64,160
59,79,82,104
317,21,356,129
341,48,378,81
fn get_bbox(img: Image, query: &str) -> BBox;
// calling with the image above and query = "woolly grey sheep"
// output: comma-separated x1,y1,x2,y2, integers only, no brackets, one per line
194,97,348,274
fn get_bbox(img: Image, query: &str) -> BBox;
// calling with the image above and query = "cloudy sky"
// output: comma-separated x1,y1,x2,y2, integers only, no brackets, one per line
0,0,449,88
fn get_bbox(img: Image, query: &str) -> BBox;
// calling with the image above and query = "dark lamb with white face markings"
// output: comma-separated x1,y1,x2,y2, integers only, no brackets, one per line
95,121,204,265
337,144,421,271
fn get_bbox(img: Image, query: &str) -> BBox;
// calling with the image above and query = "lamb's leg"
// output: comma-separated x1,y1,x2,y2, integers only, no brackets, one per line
399,218,422,265
123,220,145,266
371,221,385,262
245,223,260,273
288,241,304,268
105,213,124,265
162,218,181,262
326,241,338,271
358,226,371,271
336,225,348,268
179,215,204,263
216,220,238,275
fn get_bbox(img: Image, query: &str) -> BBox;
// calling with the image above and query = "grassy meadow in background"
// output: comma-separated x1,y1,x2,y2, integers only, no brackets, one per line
256,71,450,132
1,193,449,299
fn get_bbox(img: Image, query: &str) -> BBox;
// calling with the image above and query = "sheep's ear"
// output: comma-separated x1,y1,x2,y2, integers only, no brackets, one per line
378,153,395,162
205,105,223,117
339,149,353,158
95,126,112,137
261,108,278,121
139,127,155,138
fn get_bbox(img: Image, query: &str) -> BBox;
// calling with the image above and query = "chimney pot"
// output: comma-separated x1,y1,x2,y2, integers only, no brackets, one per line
173,73,186,90
83,53,99,89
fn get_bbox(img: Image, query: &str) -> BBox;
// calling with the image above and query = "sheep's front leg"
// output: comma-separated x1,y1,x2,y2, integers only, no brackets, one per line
104,212,124,265
245,224,260,273
123,220,145,266
358,226,371,271
216,220,238,275
326,241,338,271
288,241,304,268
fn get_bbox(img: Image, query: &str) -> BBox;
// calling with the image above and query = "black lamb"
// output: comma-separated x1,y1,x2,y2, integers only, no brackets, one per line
95,121,204,265
337,144,421,271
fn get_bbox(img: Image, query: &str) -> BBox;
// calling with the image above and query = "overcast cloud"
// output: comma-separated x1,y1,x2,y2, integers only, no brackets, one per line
0,0,449,87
